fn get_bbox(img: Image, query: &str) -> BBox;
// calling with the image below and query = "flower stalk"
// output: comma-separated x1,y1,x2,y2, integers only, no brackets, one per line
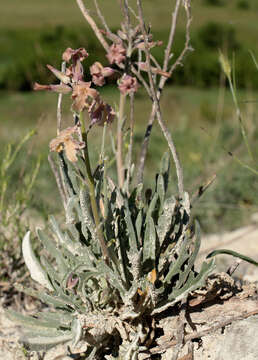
116,92,126,188
79,111,109,261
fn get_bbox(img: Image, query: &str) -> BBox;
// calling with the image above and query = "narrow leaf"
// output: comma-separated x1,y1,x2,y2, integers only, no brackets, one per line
143,216,156,263
21,331,73,351
207,249,258,266
22,231,53,291
37,228,68,273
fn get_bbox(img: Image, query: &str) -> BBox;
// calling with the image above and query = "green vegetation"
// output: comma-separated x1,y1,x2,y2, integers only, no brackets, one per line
1,0,258,90
3,2,258,357
1,0,258,233
0,131,40,304
1,83,258,232
237,0,250,9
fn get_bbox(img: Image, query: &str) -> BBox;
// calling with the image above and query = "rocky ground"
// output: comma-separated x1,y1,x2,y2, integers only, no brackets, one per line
0,223,258,360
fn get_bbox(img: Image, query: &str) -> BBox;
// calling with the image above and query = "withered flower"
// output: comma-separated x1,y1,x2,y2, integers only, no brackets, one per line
66,62,84,83
135,40,163,50
71,81,99,113
118,75,139,95
89,101,115,127
62,48,88,83
33,82,71,94
49,124,85,162
33,65,71,94
62,47,88,63
138,62,171,78
106,42,126,65
90,62,115,87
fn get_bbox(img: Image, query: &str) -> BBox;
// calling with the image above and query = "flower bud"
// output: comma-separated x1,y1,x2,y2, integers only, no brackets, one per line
47,64,71,84
33,82,71,94
118,75,139,95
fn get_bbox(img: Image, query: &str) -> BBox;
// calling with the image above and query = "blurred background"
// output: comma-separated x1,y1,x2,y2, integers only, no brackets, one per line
1,0,258,233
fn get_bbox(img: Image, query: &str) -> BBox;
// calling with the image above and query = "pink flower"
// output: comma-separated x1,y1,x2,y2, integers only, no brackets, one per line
136,40,163,50
62,47,88,63
66,273,79,289
89,101,115,127
106,43,126,65
90,62,115,87
66,62,84,83
62,48,88,83
71,81,99,113
49,124,85,162
118,75,139,95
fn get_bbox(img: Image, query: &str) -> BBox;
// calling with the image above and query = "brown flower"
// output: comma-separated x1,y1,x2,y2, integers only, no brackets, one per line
118,75,139,95
33,82,71,94
106,42,126,65
49,124,85,162
66,62,84,83
138,62,171,78
62,48,88,83
90,62,115,87
89,101,115,127
71,81,99,113
135,40,163,50
62,47,88,63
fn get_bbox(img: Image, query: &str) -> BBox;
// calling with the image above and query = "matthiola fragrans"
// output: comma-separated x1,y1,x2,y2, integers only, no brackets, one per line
7,1,215,359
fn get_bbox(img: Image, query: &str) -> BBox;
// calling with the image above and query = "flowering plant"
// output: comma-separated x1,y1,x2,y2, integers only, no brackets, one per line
6,1,216,359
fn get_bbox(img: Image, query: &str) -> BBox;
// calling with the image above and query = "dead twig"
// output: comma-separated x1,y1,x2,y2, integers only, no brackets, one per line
125,93,135,194
76,0,110,52
136,0,184,198
57,61,66,135
136,0,192,188
191,174,217,204
169,1,193,75
226,258,243,276
93,0,113,35
163,0,182,74
150,308,258,355
172,299,187,360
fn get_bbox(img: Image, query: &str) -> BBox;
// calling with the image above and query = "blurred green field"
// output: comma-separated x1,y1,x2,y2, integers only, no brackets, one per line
2,0,258,41
1,0,258,232
1,0,258,90
1,83,258,231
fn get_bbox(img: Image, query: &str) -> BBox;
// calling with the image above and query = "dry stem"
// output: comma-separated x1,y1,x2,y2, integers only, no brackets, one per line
136,0,192,187
116,93,126,188
56,61,66,135
125,93,135,194
76,0,110,52
136,0,184,198
48,154,67,206
93,0,112,35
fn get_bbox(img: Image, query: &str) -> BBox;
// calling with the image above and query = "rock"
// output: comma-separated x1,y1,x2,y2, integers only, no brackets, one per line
193,315,258,360
215,315,258,360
